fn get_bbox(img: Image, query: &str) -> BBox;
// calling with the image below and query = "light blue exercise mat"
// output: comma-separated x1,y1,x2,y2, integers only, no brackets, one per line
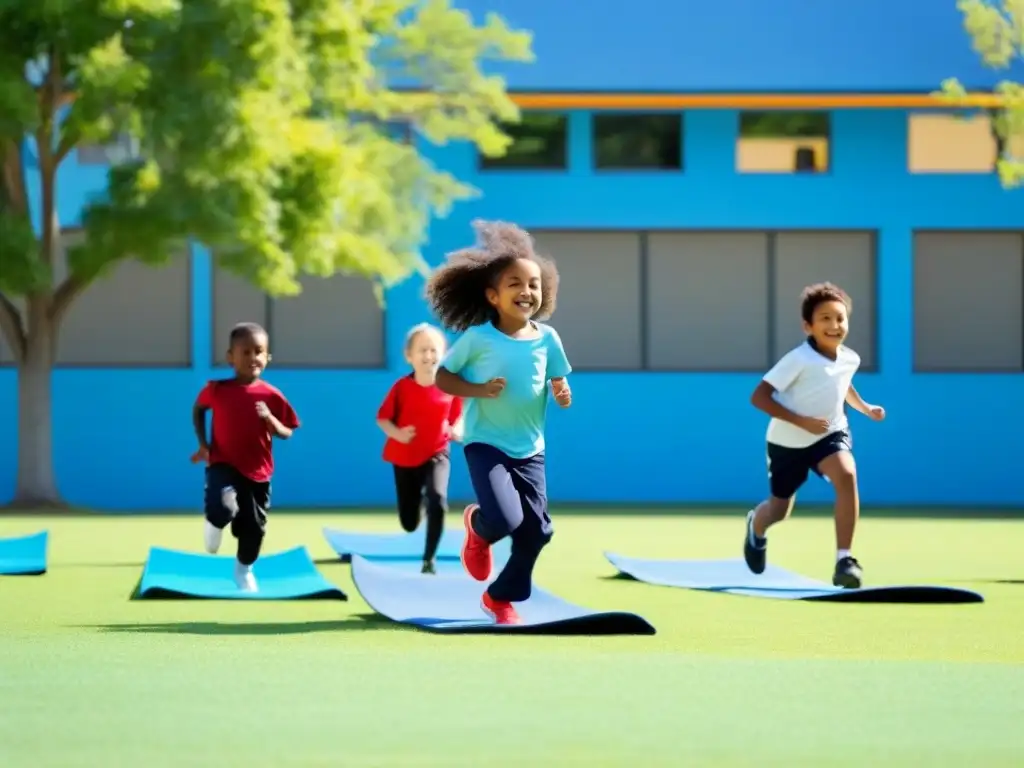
323,526,511,563
0,531,48,575
350,556,656,635
604,553,984,604
134,546,347,600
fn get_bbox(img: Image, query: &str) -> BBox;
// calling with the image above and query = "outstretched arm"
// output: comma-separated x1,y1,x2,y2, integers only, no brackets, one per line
845,383,885,421
844,383,872,416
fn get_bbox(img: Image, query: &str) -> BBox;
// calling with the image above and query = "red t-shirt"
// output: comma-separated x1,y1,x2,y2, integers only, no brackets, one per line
377,375,463,467
195,378,300,483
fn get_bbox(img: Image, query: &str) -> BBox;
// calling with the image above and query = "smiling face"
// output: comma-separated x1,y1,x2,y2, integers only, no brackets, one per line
404,328,444,377
227,330,269,383
803,299,849,356
486,257,542,329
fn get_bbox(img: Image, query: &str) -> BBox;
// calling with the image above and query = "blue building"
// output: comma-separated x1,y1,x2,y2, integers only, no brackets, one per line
2,0,1023,510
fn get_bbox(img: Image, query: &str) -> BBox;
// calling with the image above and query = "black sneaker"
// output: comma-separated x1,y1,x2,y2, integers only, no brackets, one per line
421,559,436,575
743,510,767,574
832,556,863,589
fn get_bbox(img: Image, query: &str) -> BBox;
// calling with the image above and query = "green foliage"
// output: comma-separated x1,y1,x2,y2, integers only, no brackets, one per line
0,0,534,305
941,0,1024,187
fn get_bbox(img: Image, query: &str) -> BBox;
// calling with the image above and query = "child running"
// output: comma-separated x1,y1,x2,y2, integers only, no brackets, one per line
743,282,885,588
376,323,464,574
191,322,300,592
425,219,572,625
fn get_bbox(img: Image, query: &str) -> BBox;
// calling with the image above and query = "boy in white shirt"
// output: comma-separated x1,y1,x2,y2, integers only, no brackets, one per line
743,282,886,588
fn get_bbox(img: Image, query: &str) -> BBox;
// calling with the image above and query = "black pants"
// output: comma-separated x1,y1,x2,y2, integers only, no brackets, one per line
464,442,551,603
392,451,451,562
205,463,269,566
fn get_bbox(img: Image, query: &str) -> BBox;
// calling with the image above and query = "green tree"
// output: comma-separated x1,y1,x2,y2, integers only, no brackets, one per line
0,0,532,508
941,0,1024,185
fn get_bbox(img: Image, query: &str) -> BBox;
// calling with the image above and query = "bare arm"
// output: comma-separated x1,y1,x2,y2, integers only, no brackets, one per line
376,418,406,440
844,383,872,415
192,404,210,450
750,381,808,428
436,367,490,398
265,414,294,439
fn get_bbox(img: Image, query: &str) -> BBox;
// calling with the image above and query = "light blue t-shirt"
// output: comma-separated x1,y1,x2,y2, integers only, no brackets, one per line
441,321,572,459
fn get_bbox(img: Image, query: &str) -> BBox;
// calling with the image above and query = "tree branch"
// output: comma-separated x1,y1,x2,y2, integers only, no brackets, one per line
0,292,26,363
1,137,29,215
54,126,79,165
49,274,88,325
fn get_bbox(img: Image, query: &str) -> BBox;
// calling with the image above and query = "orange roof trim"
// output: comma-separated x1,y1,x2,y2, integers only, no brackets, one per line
510,93,1006,109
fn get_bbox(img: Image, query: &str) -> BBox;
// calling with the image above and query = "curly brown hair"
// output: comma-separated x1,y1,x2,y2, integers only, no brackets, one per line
424,219,559,332
800,282,851,324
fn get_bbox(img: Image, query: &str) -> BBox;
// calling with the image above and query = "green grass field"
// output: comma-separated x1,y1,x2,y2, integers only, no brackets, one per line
1,510,1022,767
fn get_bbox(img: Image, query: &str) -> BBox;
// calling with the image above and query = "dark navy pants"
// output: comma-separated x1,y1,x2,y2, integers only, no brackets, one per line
205,463,269,566
464,442,552,603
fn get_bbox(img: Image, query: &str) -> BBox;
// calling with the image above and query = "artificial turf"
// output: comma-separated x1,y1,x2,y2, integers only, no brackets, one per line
0,510,1021,767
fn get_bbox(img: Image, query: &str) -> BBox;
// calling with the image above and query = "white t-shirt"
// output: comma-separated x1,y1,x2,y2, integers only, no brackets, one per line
762,341,861,448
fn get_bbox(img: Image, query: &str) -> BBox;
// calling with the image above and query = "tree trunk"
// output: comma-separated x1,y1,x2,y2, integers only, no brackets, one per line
10,311,65,509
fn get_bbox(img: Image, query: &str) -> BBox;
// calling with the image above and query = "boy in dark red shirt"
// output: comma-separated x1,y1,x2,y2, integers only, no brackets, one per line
376,323,463,573
191,322,300,591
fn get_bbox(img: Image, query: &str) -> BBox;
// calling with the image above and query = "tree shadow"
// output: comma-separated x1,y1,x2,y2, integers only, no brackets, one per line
61,561,146,569
75,613,398,636
314,557,345,566
981,579,1024,585
600,573,636,582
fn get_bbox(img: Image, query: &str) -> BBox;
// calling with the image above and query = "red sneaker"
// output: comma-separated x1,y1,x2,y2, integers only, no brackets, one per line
482,592,521,625
460,504,493,581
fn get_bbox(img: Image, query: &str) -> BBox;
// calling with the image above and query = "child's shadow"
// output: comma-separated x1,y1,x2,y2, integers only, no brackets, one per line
77,613,396,636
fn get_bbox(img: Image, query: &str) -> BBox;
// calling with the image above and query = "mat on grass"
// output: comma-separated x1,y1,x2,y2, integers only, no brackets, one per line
604,553,984,603
322,527,511,563
0,531,48,575
134,546,347,600
351,556,656,635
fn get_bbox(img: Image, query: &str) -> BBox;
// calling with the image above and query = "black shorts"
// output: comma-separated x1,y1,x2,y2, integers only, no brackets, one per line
766,429,852,499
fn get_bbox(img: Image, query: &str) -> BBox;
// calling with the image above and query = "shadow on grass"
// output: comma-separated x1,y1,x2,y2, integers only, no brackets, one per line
601,573,636,582
60,561,146,569
78,613,395,636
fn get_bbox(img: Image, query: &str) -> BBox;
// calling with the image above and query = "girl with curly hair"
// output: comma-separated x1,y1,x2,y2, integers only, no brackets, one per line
425,220,572,625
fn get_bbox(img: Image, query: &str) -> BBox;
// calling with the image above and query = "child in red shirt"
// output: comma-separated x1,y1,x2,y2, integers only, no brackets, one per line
191,322,300,592
376,323,463,574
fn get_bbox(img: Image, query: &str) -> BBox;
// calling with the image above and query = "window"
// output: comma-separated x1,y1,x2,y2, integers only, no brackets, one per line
76,134,139,166
212,264,385,368
737,111,830,173
646,233,771,370
0,230,192,366
212,268,268,363
530,231,643,370
913,232,1023,371
772,232,877,370
593,113,682,170
907,111,1024,173
479,112,568,170
514,230,880,373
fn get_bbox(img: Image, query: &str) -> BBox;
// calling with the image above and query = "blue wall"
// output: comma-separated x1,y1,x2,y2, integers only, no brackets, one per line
453,0,1024,92
2,108,1023,510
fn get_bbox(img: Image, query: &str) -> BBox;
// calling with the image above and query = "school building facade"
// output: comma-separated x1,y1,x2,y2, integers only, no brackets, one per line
1,0,1023,510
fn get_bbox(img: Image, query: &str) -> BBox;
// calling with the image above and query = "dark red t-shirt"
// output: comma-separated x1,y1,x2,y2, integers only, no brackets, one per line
377,375,463,467
196,378,300,483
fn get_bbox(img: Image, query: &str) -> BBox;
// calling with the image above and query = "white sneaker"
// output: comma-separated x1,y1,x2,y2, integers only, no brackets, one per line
203,520,223,554
234,561,258,592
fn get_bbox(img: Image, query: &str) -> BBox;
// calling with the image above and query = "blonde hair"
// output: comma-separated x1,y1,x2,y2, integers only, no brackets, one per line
404,322,446,353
